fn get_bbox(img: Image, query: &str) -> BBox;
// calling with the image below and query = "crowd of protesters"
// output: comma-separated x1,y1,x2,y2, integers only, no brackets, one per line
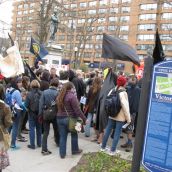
0,66,141,171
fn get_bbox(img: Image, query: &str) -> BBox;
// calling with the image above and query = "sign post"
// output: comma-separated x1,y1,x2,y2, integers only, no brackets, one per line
142,60,172,172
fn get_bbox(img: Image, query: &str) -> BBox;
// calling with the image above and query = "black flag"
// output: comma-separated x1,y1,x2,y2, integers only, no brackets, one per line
153,29,165,65
102,33,140,66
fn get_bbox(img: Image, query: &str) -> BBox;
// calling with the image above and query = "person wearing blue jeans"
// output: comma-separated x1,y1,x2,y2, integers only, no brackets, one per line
101,76,131,156
28,115,42,149
84,113,93,137
101,119,124,154
11,109,21,148
57,117,79,158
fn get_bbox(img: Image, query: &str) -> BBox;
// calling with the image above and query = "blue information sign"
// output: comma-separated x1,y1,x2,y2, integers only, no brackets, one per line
142,61,172,172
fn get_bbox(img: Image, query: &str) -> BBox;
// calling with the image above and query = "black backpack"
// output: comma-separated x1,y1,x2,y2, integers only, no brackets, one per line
104,88,124,118
29,90,41,114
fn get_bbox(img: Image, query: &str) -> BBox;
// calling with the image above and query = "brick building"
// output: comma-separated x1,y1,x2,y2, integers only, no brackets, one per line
12,0,172,71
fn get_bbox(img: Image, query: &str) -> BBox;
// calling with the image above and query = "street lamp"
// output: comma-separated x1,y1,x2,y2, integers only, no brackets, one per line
74,47,78,69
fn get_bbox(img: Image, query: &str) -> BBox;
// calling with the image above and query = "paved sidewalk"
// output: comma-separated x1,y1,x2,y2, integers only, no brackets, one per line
4,130,132,172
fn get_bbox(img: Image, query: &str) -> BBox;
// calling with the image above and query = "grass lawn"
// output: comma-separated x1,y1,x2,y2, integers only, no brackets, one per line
70,152,146,172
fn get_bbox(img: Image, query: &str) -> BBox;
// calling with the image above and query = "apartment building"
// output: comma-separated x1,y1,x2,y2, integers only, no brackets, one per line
12,0,172,70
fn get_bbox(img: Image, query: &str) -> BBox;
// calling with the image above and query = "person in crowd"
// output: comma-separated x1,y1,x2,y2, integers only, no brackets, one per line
121,75,140,152
0,84,5,100
39,78,59,155
25,80,42,149
101,76,131,156
85,72,96,95
68,70,85,101
58,71,69,89
40,70,50,91
56,82,86,159
85,77,102,138
7,77,24,149
50,67,58,80
17,88,28,142
0,100,13,172
35,69,43,81
21,76,30,134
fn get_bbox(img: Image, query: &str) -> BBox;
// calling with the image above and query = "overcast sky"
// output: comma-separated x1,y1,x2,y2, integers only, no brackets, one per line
0,0,13,37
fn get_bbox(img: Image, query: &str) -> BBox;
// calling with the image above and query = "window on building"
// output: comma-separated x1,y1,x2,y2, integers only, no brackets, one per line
97,26,105,31
139,14,156,20
119,35,128,41
78,19,85,23
17,11,22,15
161,23,172,30
23,11,28,15
137,34,154,41
98,9,107,14
136,44,154,50
85,44,93,49
67,35,74,41
121,7,130,13
98,18,106,23
64,4,69,9
121,0,131,3
109,16,118,22
95,53,101,58
24,4,28,9
163,3,172,9
111,0,119,4
96,35,103,40
59,35,65,41
18,5,22,9
138,24,156,31
71,3,77,8
120,16,130,22
110,8,118,13
29,9,34,13
138,55,145,60
30,3,35,8
160,35,172,41
80,2,87,8
99,0,107,6
95,44,102,49
17,24,21,27
120,26,129,31
28,17,33,20
162,13,172,20
88,9,96,14
140,4,157,10
108,26,117,31
84,52,92,58
89,1,97,7
163,44,172,51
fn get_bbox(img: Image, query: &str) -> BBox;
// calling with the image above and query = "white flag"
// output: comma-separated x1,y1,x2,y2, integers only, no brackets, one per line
0,44,24,78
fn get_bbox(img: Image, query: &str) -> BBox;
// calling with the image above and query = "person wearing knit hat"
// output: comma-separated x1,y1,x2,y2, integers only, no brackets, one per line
117,76,127,87
101,75,131,156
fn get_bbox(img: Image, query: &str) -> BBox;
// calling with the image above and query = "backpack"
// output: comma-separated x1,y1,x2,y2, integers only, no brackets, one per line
29,90,41,113
104,88,124,118
5,89,16,108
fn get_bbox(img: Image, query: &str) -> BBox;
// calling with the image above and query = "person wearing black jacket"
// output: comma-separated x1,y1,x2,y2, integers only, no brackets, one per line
40,70,50,91
25,80,42,149
68,70,85,101
39,78,59,155
121,76,141,152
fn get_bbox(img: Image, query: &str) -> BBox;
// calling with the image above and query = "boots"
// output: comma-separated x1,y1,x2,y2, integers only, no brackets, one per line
121,142,133,152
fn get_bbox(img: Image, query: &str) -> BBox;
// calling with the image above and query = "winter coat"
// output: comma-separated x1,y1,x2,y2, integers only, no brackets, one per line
39,87,58,115
126,84,141,114
0,101,12,142
110,86,131,123
86,88,100,113
57,90,86,122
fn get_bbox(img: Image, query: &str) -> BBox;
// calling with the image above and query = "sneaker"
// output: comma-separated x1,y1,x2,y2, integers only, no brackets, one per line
72,149,83,155
10,145,20,150
125,144,133,152
121,143,132,148
17,137,28,142
100,146,110,152
41,150,52,155
27,145,35,149
108,150,120,156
